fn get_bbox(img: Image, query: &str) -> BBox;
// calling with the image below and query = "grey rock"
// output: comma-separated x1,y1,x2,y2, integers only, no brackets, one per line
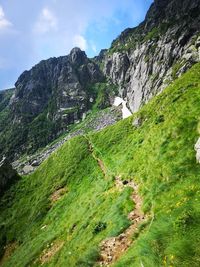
101,0,200,113
133,117,142,128
12,107,122,175
23,165,34,175
1,47,105,160
0,157,19,195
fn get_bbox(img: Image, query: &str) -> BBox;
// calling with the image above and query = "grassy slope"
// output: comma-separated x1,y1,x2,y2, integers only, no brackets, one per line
0,137,133,267
90,63,200,267
0,63,200,266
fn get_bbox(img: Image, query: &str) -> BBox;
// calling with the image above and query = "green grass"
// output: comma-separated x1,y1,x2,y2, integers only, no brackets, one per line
0,137,133,267
1,63,200,266
172,59,187,80
108,21,176,54
89,62,200,266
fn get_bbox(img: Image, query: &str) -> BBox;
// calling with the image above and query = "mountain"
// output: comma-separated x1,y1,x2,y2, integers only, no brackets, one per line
1,0,200,266
102,0,200,112
0,48,116,160
0,62,200,267
0,0,200,162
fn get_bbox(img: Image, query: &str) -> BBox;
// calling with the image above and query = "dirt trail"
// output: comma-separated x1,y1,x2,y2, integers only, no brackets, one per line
84,136,145,266
0,242,18,266
98,177,145,266
39,241,64,265
85,136,107,176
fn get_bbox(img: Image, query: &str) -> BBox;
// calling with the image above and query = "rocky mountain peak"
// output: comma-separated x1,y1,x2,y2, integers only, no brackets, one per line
145,0,200,27
69,47,87,65
0,47,106,160
102,0,200,113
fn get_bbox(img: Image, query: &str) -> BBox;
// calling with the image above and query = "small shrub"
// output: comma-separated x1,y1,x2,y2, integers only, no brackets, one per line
173,211,194,231
92,222,107,234
155,115,165,124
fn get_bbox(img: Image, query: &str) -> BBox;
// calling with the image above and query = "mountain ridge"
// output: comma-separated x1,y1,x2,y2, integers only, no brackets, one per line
102,0,200,112
0,0,199,161
1,0,200,266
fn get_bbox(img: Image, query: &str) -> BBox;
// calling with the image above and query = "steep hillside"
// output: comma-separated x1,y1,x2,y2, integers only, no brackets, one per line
101,0,200,112
0,89,14,113
0,62,200,267
12,106,122,175
0,88,14,134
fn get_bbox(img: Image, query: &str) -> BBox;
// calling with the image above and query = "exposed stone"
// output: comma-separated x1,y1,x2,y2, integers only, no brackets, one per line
101,0,200,113
12,107,122,175
23,165,34,175
1,47,105,161
194,138,200,163
132,117,142,128
98,177,145,266
0,157,19,196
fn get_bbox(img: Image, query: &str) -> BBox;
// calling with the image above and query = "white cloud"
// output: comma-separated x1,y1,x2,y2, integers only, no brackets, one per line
90,41,97,53
0,6,12,30
0,0,153,88
73,35,87,50
34,7,57,34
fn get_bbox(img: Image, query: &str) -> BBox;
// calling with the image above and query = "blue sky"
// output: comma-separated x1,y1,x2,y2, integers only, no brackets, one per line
0,0,153,89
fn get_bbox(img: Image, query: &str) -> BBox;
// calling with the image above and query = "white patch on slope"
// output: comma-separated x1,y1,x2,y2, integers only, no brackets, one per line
195,138,200,163
113,97,132,119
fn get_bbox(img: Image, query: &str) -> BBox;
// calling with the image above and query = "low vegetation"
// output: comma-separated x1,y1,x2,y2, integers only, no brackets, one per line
0,63,200,266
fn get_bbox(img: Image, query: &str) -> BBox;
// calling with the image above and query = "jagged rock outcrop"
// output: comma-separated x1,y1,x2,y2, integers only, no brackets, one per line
0,48,108,160
102,0,200,112
0,157,19,196
11,47,104,123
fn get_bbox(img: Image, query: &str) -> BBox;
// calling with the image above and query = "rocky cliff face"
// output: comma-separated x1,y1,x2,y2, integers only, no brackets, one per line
11,47,104,123
0,48,108,160
0,157,19,196
102,0,200,112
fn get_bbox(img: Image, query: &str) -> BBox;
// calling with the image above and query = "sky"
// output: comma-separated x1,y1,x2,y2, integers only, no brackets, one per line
0,0,153,89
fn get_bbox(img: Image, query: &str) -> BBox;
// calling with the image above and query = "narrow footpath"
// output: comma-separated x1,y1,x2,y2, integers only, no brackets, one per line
98,177,145,266
84,135,107,176
84,136,146,266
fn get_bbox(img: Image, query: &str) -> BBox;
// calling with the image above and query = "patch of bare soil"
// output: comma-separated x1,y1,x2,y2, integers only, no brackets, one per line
39,241,64,265
84,136,146,266
50,188,67,203
0,242,18,266
98,177,145,266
